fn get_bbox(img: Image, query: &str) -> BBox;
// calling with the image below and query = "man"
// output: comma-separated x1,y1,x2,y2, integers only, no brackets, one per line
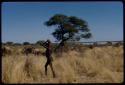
42,39,56,78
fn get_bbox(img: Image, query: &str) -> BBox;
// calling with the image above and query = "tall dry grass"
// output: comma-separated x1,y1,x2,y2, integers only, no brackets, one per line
2,45,123,83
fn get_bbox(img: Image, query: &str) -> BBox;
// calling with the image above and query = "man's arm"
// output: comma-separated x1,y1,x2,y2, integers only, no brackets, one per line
42,44,47,49
41,42,48,49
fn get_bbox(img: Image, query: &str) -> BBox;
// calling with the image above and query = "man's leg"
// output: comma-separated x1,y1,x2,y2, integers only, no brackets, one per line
49,62,56,78
45,61,49,76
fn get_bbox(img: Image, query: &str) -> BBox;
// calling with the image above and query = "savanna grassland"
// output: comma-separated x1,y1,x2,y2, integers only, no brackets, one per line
2,44,124,83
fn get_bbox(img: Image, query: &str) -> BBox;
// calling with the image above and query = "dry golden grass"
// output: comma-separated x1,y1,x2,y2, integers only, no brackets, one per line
2,45,123,83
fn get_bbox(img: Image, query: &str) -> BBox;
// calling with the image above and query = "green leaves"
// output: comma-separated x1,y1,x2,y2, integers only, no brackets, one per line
36,40,45,45
69,16,86,26
45,14,68,26
81,33,92,39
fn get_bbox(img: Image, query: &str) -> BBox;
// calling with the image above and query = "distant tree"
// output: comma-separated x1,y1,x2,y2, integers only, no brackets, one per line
44,14,92,51
23,42,30,45
14,43,22,46
6,41,14,45
106,41,112,46
2,42,6,45
114,42,122,47
35,40,45,45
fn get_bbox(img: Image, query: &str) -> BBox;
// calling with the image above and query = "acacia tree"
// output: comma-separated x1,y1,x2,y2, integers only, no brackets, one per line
45,14,92,51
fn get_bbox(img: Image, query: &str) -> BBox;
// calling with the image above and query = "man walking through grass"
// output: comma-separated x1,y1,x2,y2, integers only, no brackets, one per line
42,39,56,78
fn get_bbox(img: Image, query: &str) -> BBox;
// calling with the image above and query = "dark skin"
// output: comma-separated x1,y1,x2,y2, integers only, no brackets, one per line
42,40,56,78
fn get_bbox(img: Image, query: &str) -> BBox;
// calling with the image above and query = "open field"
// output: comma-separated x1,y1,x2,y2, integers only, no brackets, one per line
2,44,124,83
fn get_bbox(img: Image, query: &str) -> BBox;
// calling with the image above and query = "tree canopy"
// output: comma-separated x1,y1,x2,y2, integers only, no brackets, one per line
44,14,92,50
